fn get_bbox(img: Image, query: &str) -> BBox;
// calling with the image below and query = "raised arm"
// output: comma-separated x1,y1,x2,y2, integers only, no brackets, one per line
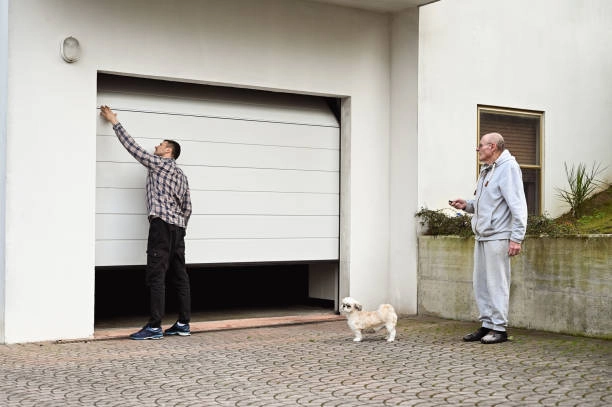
100,105,160,169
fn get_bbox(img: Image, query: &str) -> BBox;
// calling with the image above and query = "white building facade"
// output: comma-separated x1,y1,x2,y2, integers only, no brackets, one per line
418,0,612,216
0,0,610,343
0,0,419,343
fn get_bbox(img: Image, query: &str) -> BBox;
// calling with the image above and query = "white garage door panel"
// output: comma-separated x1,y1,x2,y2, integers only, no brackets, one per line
194,190,339,216
96,76,339,266
98,91,338,128
96,215,148,240
96,110,340,149
180,142,337,171
96,238,339,266
96,135,159,162
96,163,147,189
97,189,338,216
98,75,333,119
192,215,340,239
191,238,339,263
96,189,145,214
96,162,339,193
96,214,339,240
193,167,339,194
97,134,339,171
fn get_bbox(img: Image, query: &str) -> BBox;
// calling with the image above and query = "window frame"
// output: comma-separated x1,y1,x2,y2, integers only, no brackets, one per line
477,105,544,215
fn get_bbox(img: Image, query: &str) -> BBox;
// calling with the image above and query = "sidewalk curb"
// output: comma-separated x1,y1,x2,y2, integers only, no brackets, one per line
82,314,345,342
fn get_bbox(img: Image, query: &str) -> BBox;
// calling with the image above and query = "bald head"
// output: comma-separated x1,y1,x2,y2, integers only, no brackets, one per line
478,132,505,164
482,132,505,152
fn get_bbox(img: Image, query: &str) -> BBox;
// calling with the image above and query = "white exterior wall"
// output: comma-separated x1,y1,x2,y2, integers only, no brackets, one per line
418,0,612,217
2,0,419,343
0,0,8,343
389,8,419,314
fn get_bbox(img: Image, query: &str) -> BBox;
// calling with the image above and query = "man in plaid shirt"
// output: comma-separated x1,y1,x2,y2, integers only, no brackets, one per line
100,105,193,340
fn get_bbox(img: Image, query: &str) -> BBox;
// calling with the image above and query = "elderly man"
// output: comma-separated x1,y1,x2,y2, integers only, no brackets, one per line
450,132,527,344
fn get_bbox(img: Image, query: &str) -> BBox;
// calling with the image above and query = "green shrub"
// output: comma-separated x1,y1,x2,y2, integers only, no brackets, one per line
415,209,578,237
526,214,578,237
415,208,473,237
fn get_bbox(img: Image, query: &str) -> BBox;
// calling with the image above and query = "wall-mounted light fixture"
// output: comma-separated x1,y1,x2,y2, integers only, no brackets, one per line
60,36,81,63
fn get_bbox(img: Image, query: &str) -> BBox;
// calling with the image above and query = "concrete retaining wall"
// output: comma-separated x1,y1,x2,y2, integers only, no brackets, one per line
417,236,611,338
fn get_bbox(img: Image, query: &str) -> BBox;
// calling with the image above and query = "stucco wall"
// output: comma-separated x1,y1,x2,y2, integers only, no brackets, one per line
418,0,612,217
0,0,8,343
3,0,419,343
389,8,419,313
418,236,612,338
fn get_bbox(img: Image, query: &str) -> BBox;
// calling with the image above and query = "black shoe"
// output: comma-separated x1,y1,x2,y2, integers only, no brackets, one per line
480,330,508,344
463,327,490,342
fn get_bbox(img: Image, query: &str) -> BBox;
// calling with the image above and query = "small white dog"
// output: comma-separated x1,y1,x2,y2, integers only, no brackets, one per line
340,297,397,342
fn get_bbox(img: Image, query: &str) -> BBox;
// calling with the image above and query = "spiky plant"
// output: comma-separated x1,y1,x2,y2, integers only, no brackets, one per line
556,162,607,219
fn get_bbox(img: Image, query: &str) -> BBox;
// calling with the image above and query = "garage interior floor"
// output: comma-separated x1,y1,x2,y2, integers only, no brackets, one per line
95,305,338,330
94,264,337,332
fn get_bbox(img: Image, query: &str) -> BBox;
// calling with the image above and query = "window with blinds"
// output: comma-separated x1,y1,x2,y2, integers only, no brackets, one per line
478,106,544,215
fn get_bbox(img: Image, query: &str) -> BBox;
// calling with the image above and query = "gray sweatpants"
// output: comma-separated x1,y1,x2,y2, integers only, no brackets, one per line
473,239,511,332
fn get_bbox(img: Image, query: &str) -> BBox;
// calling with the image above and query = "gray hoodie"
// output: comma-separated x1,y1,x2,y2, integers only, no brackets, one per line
465,149,528,243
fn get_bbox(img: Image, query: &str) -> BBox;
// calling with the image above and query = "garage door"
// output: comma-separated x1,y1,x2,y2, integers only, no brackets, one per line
95,75,340,266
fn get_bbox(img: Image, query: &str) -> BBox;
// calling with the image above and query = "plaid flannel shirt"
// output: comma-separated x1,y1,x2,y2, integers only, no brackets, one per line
112,123,192,228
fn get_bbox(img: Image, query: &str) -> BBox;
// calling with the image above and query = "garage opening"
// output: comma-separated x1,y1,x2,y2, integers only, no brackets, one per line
95,262,337,329
95,74,340,329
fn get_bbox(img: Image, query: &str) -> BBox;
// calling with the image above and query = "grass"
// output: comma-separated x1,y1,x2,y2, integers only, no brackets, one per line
556,186,612,234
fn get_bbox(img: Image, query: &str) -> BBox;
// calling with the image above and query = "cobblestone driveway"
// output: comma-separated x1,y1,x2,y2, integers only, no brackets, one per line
0,317,610,406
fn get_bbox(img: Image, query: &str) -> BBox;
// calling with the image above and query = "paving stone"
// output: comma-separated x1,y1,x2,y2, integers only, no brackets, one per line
0,316,610,406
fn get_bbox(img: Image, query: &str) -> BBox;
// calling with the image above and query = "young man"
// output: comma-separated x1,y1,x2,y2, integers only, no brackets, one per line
450,132,527,344
100,105,193,340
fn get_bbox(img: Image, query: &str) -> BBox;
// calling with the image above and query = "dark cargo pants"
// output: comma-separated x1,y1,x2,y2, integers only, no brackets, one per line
146,217,191,328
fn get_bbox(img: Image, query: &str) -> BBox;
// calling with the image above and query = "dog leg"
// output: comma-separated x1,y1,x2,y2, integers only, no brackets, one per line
352,329,363,342
385,324,396,342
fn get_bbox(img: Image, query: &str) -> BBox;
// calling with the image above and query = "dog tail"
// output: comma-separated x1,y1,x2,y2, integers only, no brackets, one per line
377,304,397,323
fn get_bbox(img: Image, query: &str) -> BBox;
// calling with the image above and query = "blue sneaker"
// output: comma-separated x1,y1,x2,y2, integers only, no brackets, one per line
164,322,191,336
129,325,163,340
